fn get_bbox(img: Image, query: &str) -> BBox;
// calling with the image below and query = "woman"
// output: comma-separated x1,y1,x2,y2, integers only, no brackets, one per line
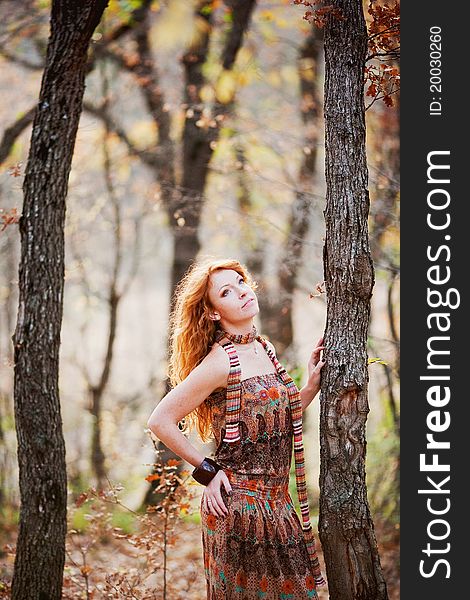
147,257,327,599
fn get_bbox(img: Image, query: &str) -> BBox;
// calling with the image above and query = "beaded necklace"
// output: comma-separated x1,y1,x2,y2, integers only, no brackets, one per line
214,326,326,587
218,324,258,344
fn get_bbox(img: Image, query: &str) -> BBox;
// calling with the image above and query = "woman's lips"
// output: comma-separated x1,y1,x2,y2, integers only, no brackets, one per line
242,298,254,308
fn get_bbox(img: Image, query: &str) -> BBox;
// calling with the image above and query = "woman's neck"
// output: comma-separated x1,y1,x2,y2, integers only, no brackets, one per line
218,319,254,337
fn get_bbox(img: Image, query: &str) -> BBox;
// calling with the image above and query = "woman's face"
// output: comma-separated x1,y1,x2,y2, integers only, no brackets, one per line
207,269,259,326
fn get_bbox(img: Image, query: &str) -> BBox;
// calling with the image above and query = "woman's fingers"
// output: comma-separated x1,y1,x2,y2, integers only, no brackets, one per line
214,493,228,516
311,345,325,363
205,493,227,517
204,494,215,515
220,471,233,495
203,470,232,516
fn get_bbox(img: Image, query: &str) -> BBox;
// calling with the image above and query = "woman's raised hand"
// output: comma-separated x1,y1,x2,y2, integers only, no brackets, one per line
202,470,233,517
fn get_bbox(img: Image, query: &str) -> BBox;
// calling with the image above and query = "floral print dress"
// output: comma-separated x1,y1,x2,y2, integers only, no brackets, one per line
200,365,320,600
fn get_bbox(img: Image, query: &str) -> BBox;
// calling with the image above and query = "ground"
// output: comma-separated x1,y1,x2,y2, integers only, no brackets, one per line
0,513,399,599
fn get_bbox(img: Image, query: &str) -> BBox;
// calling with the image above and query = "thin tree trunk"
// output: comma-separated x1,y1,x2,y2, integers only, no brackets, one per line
319,1,388,598
368,97,400,436
87,63,124,489
236,25,323,360
169,3,219,298
11,2,108,598
0,229,16,510
387,271,400,379
368,84,400,434
234,143,265,278
270,25,323,357
0,392,5,508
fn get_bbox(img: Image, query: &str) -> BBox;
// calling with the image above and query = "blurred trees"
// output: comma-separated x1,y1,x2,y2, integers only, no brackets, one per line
77,0,258,311
86,0,260,502
85,62,151,488
366,67,400,535
0,0,400,595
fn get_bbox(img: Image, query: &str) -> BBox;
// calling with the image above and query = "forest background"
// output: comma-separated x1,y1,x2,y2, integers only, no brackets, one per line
0,0,399,598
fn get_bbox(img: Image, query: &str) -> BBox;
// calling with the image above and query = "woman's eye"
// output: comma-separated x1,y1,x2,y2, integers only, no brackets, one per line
221,279,244,297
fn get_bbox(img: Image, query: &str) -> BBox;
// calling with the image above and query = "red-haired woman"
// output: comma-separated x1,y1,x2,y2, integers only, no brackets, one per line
147,257,327,599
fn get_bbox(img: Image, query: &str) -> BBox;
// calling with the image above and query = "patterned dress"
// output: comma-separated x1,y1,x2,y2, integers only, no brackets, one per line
200,347,320,599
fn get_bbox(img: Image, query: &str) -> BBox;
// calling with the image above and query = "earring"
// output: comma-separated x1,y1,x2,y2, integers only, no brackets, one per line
210,313,220,321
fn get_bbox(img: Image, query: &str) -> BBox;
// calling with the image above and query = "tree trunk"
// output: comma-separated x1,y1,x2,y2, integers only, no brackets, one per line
319,2,388,599
11,2,108,598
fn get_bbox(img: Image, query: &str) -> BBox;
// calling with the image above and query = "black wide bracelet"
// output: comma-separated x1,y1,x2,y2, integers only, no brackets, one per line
192,457,222,486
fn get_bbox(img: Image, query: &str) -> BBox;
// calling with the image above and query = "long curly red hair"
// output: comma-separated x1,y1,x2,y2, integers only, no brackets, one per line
168,256,257,442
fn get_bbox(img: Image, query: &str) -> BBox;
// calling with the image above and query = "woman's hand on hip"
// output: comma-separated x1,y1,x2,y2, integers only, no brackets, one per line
202,470,233,517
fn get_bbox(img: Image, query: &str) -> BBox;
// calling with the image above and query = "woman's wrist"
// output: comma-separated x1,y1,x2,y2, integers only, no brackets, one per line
302,381,319,399
300,382,320,411
192,457,223,486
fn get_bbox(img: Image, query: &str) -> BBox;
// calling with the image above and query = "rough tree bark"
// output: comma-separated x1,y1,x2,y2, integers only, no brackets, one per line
319,1,389,599
11,1,108,598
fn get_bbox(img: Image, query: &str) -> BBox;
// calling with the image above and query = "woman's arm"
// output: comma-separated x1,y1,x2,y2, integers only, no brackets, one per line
299,382,320,412
146,344,229,468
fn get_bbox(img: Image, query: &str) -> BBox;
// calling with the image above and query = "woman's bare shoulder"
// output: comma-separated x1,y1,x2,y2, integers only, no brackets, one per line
197,342,230,388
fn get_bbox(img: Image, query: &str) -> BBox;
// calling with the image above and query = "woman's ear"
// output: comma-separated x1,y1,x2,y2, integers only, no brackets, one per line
209,312,220,321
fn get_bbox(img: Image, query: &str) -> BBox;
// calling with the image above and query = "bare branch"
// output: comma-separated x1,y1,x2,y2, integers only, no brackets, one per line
366,46,400,62
0,107,36,167
0,0,155,167
82,101,159,167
